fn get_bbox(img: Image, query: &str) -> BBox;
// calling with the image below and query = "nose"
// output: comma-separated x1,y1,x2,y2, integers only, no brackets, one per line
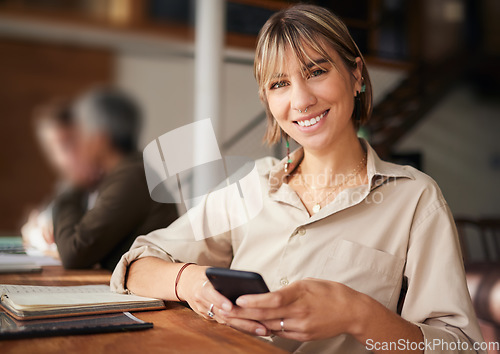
290,79,317,113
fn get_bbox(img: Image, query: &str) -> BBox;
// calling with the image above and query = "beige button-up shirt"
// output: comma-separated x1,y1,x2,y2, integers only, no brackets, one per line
111,141,484,354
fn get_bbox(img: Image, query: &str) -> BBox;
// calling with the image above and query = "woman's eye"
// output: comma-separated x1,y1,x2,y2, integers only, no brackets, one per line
310,69,326,78
270,81,288,90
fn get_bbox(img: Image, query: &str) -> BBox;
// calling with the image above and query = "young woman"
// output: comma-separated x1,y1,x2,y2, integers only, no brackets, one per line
111,5,483,353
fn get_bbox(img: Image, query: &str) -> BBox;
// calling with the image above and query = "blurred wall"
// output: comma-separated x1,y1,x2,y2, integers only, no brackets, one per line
483,0,500,55
422,0,465,62
115,53,268,156
396,86,500,217
0,37,113,233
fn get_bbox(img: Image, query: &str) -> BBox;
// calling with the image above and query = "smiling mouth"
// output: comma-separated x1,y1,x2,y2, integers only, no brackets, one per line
294,110,329,127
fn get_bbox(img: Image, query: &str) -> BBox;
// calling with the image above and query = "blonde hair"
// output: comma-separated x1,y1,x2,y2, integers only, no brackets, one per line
254,4,373,145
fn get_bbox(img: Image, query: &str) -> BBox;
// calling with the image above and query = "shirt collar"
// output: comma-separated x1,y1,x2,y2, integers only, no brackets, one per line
267,139,414,193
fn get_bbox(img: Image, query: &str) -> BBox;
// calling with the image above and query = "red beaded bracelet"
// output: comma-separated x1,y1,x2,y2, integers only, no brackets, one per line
174,263,196,301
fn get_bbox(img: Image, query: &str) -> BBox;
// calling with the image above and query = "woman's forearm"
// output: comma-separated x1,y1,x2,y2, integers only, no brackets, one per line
127,257,233,326
126,257,208,301
127,257,184,300
352,293,424,353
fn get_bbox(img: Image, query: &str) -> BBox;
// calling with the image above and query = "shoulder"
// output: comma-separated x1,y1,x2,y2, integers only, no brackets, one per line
375,159,449,221
392,165,451,230
99,154,147,192
397,165,445,202
111,154,144,179
376,155,445,201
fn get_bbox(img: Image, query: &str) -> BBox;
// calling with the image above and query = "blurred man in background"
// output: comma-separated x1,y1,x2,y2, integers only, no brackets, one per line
29,87,179,270
21,99,89,257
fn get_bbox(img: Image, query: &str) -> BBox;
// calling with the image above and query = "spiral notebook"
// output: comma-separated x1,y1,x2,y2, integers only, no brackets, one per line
0,284,165,320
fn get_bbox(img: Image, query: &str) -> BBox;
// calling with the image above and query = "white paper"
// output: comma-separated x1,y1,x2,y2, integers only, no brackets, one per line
0,253,61,267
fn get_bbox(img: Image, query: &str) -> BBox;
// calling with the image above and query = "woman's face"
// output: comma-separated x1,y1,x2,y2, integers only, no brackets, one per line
265,44,362,152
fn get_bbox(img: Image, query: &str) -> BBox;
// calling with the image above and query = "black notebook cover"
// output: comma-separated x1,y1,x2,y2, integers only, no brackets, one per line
0,311,153,339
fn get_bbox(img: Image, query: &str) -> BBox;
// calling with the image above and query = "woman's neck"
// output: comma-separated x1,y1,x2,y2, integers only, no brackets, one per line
299,131,366,184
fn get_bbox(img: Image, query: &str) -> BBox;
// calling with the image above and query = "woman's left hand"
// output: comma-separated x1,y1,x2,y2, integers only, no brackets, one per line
216,278,366,342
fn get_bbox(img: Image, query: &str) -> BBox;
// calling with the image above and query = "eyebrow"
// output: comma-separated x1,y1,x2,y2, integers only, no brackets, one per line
271,58,330,79
305,58,329,69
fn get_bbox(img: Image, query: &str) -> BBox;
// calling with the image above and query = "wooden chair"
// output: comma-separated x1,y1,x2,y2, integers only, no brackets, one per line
456,217,500,351
455,217,500,266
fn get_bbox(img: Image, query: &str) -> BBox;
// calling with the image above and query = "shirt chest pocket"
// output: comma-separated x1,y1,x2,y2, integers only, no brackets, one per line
319,239,405,308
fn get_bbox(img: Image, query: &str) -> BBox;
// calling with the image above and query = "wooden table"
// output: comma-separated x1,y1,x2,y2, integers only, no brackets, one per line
0,266,287,354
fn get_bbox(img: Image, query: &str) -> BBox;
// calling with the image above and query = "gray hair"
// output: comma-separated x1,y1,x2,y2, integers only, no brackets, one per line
73,87,141,153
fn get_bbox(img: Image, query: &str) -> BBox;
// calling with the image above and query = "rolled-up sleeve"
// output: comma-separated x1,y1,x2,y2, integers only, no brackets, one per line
402,196,485,353
110,197,234,293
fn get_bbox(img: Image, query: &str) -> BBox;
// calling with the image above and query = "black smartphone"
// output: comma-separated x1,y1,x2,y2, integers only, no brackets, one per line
205,267,270,304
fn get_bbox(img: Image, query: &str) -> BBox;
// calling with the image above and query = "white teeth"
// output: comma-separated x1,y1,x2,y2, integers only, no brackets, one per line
296,111,327,127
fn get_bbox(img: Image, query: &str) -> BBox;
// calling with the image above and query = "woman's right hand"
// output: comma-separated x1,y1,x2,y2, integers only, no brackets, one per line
177,265,233,324
176,265,270,335
127,260,269,335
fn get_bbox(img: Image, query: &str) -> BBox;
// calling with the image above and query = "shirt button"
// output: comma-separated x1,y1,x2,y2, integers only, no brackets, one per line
297,227,306,236
280,277,289,286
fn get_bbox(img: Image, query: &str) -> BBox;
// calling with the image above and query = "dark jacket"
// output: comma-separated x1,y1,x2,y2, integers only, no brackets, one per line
53,153,178,270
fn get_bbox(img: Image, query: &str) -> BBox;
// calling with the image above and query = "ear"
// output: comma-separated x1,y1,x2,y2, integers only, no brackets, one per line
353,57,363,94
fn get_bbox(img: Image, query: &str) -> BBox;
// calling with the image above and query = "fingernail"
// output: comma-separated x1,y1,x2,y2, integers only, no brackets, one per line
256,328,266,336
236,297,247,306
222,302,232,311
